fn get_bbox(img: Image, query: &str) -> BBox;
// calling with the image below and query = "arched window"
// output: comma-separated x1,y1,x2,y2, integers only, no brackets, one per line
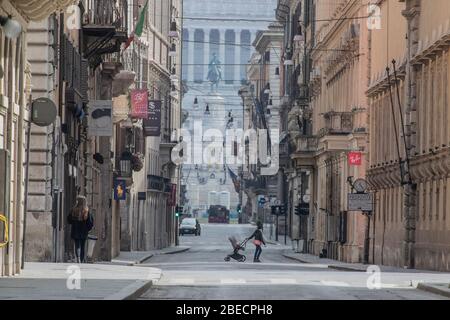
182,29,189,81
194,29,204,83
240,30,251,82
225,30,235,84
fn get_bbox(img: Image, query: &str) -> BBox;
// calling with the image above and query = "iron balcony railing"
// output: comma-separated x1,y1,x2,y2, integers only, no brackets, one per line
84,0,128,32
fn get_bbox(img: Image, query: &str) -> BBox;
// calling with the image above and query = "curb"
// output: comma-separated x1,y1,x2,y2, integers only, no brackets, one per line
105,279,154,300
161,246,190,255
282,253,314,264
328,265,366,272
282,253,366,272
417,283,450,298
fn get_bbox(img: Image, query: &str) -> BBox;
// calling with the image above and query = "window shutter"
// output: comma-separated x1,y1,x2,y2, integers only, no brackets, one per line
81,59,89,103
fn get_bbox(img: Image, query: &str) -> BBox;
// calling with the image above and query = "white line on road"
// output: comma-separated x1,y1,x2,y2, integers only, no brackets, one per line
169,278,195,285
270,279,297,284
320,281,350,287
220,279,247,284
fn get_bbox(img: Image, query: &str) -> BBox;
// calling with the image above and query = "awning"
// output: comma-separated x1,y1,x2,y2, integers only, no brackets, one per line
12,0,77,21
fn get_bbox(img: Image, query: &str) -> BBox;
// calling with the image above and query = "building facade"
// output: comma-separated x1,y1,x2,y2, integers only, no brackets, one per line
275,0,369,261
0,0,76,276
181,0,277,220
367,0,450,271
241,22,285,230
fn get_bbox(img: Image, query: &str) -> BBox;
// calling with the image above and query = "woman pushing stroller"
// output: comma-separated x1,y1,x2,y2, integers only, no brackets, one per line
246,221,266,263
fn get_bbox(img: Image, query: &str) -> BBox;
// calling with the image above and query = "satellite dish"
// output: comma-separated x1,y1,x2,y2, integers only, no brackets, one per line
31,98,57,127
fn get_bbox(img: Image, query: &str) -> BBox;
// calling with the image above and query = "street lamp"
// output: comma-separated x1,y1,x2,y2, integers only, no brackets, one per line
120,151,132,177
204,104,210,115
169,43,177,57
169,21,178,38
275,67,280,76
170,67,178,81
193,97,199,110
0,15,21,39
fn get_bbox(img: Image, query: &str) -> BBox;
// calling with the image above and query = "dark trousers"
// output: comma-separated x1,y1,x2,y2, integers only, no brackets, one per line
74,239,86,263
254,245,262,260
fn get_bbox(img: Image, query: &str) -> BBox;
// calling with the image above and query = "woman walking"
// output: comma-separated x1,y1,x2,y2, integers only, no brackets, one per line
68,196,94,263
247,222,266,262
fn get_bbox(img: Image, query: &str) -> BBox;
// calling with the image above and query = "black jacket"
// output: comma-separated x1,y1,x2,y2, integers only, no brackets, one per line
68,212,94,240
248,229,265,245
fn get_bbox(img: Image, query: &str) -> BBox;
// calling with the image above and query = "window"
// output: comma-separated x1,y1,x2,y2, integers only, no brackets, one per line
240,30,251,82
225,30,235,84
182,29,189,80
194,29,204,83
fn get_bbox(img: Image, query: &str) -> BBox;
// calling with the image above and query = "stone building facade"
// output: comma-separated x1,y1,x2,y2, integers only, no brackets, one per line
0,0,76,276
367,0,450,271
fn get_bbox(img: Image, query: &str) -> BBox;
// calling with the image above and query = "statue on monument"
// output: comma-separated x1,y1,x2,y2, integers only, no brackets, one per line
207,53,222,92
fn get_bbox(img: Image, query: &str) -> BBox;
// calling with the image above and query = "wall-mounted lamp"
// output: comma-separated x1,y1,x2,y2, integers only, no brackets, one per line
169,21,178,38
0,15,22,39
169,43,177,57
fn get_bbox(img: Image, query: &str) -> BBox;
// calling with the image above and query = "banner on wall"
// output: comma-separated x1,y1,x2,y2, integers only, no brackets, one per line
88,100,113,136
130,89,149,119
143,100,161,136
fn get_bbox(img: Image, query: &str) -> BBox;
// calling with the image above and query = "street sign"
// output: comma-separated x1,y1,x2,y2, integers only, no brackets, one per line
32,98,57,127
274,200,281,206
348,152,362,166
353,178,369,193
348,193,373,212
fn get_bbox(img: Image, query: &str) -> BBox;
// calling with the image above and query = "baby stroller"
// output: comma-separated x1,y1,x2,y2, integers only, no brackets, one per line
224,236,248,262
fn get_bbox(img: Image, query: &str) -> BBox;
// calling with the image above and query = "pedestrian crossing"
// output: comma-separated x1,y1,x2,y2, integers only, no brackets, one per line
156,276,377,288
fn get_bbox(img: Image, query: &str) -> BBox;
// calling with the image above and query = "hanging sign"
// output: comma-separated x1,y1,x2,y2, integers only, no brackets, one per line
348,152,362,166
31,98,57,127
88,100,113,136
130,89,149,119
143,100,161,136
113,179,127,201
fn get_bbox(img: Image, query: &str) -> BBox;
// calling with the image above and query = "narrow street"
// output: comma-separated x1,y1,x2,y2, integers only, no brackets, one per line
139,224,447,300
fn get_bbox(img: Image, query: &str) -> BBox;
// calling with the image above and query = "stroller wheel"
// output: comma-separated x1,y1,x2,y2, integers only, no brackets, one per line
224,256,231,262
239,255,246,262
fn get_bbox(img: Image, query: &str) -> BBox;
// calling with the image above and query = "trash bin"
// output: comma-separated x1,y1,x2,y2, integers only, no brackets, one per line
87,234,98,259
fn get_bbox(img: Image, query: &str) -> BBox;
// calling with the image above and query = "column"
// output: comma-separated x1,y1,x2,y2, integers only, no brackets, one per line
188,29,195,83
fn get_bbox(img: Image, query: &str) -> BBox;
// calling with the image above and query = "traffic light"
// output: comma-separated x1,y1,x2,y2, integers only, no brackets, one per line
294,203,309,216
175,205,183,218
237,204,242,214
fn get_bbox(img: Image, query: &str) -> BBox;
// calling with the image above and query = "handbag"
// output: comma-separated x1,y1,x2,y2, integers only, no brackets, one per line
253,239,262,246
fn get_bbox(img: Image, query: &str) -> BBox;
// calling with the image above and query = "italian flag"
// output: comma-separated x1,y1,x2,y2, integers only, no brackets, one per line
123,0,149,50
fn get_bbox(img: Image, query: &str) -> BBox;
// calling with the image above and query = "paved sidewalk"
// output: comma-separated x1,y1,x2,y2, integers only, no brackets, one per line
0,262,161,300
108,246,191,266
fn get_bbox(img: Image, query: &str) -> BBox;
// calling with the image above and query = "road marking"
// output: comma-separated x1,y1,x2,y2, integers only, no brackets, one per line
320,281,350,287
270,278,297,284
220,279,247,284
169,278,195,285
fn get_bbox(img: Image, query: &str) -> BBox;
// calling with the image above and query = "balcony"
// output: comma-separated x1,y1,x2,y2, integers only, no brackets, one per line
83,0,128,68
294,136,318,153
317,111,353,138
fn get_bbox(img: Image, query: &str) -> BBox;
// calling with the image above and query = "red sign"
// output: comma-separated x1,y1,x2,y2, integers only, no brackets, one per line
348,152,362,166
130,89,148,119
